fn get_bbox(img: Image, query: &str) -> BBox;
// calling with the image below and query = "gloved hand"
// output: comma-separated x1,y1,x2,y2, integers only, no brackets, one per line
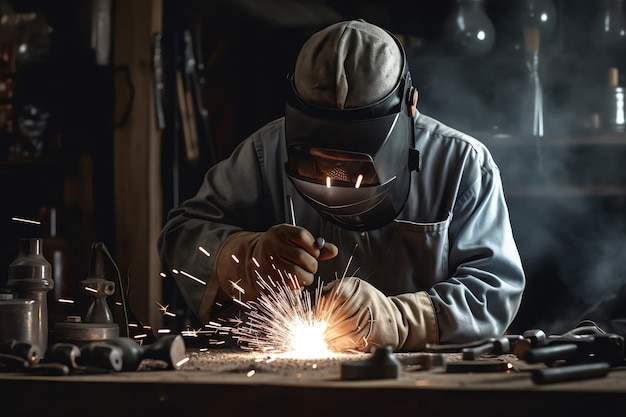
214,224,338,301
321,277,438,352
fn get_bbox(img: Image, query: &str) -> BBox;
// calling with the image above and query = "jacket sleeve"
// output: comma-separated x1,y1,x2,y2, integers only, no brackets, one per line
157,123,285,322
430,147,526,343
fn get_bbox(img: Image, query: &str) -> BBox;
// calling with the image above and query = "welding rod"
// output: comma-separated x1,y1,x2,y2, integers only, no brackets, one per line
288,195,297,226
288,195,326,250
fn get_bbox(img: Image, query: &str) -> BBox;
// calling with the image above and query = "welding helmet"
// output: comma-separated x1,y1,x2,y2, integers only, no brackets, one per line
284,20,419,231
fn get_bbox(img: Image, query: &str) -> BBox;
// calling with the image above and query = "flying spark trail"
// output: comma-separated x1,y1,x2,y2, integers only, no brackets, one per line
11,216,40,225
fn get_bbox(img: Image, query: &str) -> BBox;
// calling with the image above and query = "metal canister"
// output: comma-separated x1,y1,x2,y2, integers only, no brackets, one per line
6,238,54,356
0,292,37,347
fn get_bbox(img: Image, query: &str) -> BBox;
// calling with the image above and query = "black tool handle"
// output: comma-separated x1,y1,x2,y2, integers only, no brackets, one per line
532,362,611,384
524,343,578,364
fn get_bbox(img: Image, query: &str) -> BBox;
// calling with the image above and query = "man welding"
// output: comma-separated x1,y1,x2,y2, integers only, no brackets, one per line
157,19,526,352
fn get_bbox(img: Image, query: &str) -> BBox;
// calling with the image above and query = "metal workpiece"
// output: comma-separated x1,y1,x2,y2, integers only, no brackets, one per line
81,277,116,324
50,319,119,346
396,352,445,370
340,345,402,380
445,360,511,373
6,238,54,357
50,243,122,345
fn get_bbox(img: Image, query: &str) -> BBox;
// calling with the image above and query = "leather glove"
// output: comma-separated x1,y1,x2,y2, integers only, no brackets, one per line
321,277,438,352
214,224,338,301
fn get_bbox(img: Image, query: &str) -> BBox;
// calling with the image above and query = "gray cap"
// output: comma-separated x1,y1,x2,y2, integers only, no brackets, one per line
294,19,403,110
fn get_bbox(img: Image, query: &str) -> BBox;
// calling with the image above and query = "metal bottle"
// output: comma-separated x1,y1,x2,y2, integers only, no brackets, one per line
6,238,54,356
603,67,626,133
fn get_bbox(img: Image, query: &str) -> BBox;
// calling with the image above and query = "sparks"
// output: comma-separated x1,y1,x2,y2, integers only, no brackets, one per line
215,277,351,359
11,217,40,225
172,244,364,357
172,269,206,286
156,301,177,317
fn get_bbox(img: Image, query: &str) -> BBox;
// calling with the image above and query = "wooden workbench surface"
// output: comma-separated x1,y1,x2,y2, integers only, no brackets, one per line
1,349,625,417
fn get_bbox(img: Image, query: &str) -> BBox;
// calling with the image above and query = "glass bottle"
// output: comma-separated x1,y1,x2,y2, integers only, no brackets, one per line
442,0,496,56
590,0,626,55
519,27,544,137
518,0,557,43
497,0,557,53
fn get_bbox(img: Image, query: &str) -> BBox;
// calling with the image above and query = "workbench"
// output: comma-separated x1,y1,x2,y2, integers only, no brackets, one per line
1,348,625,417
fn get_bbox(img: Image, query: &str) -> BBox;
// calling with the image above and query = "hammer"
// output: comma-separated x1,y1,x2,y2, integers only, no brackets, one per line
513,329,547,360
462,337,511,360
105,335,187,371
46,341,123,372
0,339,40,364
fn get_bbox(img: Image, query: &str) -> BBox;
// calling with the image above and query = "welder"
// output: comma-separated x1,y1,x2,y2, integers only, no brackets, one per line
157,19,526,352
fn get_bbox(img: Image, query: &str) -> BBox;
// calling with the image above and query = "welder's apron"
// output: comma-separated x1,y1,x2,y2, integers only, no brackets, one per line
312,215,451,296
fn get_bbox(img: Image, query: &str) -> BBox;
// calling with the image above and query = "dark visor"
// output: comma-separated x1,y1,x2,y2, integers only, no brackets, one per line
286,146,380,188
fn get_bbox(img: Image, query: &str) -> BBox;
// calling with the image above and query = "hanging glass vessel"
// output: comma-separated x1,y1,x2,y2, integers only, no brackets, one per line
441,0,496,56
498,0,557,53
518,0,557,41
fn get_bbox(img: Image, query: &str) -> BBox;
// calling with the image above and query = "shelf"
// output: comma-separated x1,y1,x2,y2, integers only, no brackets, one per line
479,132,626,197
482,132,626,146
505,185,626,197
